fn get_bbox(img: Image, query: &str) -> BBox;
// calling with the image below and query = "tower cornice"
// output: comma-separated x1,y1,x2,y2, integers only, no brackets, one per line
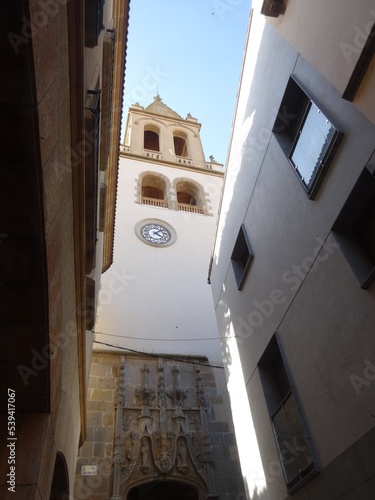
129,107,202,131
119,150,224,176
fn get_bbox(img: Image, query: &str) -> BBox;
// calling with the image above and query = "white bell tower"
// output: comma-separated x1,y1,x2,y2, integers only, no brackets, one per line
95,95,224,363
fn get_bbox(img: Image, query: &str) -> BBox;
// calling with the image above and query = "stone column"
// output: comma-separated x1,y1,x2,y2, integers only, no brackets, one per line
111,358,125,500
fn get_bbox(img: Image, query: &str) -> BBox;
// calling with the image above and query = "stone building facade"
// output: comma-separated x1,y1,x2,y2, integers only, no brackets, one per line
75,353,243,499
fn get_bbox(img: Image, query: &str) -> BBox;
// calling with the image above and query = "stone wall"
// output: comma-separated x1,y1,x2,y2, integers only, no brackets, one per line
74,352,245,500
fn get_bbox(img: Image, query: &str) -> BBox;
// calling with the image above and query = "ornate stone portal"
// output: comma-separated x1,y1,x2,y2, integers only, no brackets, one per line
111,357,217,499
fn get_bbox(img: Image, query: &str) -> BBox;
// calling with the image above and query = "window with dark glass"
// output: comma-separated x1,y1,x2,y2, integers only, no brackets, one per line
273,77,341,198
85,0,105,48
259,336,319,492
231,225,253,290
332,164,375,289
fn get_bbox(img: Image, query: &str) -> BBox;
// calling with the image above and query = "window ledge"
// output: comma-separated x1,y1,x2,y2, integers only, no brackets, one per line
178,203,204,214
176,156,193,166
287,466,320,494
143,150,162,160
141,197,168,209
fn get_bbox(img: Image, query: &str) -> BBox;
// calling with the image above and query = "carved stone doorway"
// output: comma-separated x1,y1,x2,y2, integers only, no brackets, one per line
127,480,199,500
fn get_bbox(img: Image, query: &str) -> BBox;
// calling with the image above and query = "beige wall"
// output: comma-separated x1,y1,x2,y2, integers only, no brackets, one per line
125,105,208,168
266,0,375,97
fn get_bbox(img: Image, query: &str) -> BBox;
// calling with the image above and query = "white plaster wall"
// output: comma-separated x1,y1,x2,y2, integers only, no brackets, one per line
95,156,224,364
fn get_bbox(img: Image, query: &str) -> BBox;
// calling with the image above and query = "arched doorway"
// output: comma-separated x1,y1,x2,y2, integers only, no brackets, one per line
49,453,69,499
128,480,199,500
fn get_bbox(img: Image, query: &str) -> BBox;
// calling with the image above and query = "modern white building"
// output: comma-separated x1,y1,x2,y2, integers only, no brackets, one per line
209,1,375,499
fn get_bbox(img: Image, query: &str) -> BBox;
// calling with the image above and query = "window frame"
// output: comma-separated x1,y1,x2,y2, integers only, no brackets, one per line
259,334,320,492
332,163,375,289
273,76,342,199
231,225,253,290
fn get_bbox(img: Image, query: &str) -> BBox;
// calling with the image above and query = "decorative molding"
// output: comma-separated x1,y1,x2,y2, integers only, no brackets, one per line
111,357,218,498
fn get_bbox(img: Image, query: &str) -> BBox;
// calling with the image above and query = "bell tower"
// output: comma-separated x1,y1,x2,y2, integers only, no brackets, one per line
123,94,216,169
75,97,245,500
95,95,225,360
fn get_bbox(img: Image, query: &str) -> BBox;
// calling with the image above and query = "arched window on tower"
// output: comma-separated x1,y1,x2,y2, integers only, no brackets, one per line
173,132,188,158
144,125,160,152
176,180,204,214
141,174,168,208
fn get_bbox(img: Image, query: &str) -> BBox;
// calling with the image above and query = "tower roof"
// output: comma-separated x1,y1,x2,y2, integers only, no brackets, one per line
144,94,183,120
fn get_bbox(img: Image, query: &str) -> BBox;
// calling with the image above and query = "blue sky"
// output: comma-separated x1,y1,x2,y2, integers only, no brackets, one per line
122,0,252,165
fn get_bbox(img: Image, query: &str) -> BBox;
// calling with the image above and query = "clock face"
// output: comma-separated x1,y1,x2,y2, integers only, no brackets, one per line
140,223,172,245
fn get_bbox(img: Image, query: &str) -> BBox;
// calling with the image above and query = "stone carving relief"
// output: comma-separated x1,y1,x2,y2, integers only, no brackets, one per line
123,431,138,469
176,438,189,474
110,358,218,499
135,365,155,418
153,431,173,473
167,366,188,419
140,439,150,472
